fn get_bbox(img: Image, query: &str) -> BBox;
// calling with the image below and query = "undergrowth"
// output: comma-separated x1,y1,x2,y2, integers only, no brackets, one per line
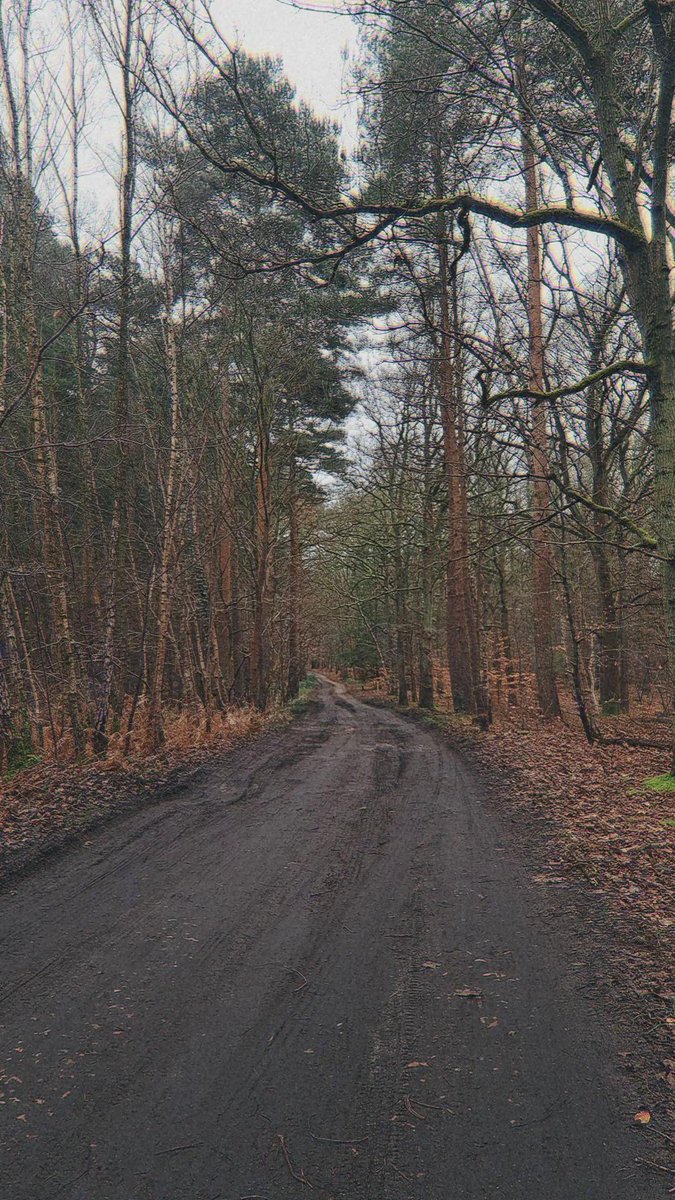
644,773,675,794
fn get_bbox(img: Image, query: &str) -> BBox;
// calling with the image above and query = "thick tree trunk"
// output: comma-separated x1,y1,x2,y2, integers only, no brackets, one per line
585,33,674,759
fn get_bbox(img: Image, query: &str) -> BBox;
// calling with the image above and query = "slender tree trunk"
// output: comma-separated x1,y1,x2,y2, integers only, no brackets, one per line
147,263,182,750
418,403,435,709
583,349,622,711
560,527,602,745
251,400,271,710
496,553,517,706
287,454,303,699
436,233,476,711
93,1,137,754
18,185,84,755
519,107,562,720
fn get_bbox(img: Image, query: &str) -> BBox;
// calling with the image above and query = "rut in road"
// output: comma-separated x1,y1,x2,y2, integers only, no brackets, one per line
0,679,659,1199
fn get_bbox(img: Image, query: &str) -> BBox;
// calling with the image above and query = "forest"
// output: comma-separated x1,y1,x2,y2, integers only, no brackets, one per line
0,0,673,771
0,3,674,1195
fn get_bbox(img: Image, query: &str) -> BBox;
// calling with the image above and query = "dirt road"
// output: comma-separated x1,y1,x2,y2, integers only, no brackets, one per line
0,679,660,1198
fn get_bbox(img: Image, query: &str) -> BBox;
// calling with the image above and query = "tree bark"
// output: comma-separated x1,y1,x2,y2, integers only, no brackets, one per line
251,397,271,710
286,454,303,699
93,0,137,754
147,260,182,751
519,75,562,720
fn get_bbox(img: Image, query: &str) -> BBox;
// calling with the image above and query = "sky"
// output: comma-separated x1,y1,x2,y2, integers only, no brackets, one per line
34,0,361,245
213,0,360,140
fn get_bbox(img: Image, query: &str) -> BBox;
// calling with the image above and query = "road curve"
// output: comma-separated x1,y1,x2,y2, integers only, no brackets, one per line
0,679,659,1198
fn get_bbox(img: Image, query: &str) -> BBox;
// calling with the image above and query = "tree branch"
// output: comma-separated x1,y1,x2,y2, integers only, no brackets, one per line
525,0,592,57
480,359,653,408
562,485,658,551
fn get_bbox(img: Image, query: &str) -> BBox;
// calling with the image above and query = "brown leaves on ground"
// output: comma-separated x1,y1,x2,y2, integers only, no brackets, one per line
479,717,674,939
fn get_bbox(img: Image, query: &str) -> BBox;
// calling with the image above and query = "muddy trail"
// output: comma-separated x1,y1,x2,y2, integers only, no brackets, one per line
0,679,662,1198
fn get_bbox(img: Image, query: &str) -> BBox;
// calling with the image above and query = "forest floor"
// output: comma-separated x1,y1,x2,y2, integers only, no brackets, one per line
0,677,671,1198
0,704,284,883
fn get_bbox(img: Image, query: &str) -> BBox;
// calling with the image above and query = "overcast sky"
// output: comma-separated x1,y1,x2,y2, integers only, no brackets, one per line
38,1,360,242
213,1,359,137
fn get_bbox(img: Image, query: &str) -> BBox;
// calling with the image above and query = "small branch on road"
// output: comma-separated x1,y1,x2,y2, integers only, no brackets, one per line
308,1128,369,1144
288,968,308,993
156,1142,204,1156
404,1095,428,1120
276,1133,314,1189
635,1157,675,1176
387,1159,413,1182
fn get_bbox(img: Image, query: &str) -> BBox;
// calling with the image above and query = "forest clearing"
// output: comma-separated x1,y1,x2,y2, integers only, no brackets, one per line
0,1,674,1196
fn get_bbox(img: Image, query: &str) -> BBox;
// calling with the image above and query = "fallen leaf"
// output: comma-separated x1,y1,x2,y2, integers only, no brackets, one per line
634,1109,652,1124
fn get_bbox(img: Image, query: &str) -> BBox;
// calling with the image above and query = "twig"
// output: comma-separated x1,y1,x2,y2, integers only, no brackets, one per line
276,1134,314,1189
387,1159,413,1182
404,1095,427,1120
309,1128,369,1144
403,1094,452,1120
635,1157,675,1176
403,1099,446,1113
156,1142,204,1156
288,968,308,993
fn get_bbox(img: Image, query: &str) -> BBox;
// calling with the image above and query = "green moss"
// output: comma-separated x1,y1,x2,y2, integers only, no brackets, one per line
644,774,675,794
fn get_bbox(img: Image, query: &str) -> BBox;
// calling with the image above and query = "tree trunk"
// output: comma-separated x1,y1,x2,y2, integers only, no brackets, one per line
418,402,435,709
17,182,84,755
560,529,602,745
147,262,182,751
93,1,136,755
519,92,562,720
251,402,271,711
287,455,303,700
436,231,477,712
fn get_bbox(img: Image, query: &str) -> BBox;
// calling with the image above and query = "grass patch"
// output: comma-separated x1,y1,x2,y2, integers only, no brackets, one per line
298,673,319,698
289,674,320,716
4,730,41,780
644,773,675,794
